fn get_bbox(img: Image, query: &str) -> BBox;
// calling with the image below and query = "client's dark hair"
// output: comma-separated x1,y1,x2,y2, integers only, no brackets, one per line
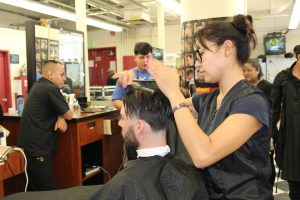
246,58,263,79
123,90,173,132
134,42,153,56
195,14,257,65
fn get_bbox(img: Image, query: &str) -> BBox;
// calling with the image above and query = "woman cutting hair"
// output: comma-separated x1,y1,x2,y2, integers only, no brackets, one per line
146,15,274,199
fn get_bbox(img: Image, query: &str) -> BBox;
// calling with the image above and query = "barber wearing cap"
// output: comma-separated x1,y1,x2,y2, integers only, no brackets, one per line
271,45,300,200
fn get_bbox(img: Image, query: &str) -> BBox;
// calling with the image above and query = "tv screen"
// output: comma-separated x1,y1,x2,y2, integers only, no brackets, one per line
264,35,286,55
152,47,164,61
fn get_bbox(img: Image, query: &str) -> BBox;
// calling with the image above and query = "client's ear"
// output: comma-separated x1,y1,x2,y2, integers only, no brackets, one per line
134,120,145,136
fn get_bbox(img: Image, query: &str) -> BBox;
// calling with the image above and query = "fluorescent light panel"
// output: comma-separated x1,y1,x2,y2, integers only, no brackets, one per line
289,0,300,29
0,0,123,32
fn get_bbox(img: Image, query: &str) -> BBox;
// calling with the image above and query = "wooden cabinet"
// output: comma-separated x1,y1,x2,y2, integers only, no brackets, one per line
78,118,103,146
2,110,123,189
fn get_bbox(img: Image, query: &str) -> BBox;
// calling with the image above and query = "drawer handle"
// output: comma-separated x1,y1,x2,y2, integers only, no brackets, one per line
87,122,96,130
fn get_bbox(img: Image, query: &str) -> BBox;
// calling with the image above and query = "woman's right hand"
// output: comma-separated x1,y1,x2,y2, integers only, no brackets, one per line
112,70,135,88
147,58,182,100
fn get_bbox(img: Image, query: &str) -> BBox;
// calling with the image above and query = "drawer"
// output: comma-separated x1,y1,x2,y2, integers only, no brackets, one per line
79,119,103,146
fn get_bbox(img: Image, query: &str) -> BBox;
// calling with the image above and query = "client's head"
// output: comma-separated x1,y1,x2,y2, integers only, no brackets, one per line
119,89,172,150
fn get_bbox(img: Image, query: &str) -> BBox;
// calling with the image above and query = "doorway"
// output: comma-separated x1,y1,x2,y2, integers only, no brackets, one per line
0,50,12,113
88,47,117,86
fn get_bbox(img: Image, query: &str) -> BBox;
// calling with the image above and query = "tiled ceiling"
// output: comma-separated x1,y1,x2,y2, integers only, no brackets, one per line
0,0,296,32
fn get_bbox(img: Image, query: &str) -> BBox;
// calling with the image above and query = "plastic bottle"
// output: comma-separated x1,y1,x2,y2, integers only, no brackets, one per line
68,94,75,111
16,94,24,115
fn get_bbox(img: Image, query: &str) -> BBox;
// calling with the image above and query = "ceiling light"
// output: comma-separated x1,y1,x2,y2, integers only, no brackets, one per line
157,0,181,16
289,0,300,29
0,0,123,32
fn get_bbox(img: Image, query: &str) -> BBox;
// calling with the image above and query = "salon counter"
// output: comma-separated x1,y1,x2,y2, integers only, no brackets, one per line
1,109,123,189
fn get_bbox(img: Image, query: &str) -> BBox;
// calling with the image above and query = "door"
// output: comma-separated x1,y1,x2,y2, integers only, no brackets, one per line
88,47,117,86
0,50,12,112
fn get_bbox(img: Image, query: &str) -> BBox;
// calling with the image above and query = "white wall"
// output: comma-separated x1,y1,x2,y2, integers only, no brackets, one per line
0,27,26,109
87,24,181,72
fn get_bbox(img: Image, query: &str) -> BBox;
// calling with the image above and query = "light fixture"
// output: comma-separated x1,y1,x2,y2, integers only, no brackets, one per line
0,0,123,32
289,0,300,29
157,0,181,16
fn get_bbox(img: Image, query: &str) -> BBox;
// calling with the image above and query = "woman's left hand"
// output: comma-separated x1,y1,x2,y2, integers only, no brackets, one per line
147,58,182,99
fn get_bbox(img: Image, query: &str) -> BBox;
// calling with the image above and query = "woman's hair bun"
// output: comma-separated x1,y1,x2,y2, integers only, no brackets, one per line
232,14,253,37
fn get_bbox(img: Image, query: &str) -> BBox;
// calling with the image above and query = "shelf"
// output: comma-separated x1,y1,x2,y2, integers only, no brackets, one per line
82,168,102,182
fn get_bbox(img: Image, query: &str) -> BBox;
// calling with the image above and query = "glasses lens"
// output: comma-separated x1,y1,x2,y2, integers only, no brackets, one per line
194,49,201,63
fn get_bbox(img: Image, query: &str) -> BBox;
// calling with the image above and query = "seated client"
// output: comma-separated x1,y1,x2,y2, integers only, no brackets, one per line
90,89,209,200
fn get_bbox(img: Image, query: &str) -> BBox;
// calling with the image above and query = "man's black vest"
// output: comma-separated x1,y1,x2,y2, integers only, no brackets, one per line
194,80,274,200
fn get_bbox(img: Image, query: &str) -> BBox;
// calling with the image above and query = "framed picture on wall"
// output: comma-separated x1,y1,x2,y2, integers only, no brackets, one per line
184,22,194,38
35,38,41,50
36,51,41,62
49,40,59,60
41,51,48,61
10,54,20,64
40,38,48,50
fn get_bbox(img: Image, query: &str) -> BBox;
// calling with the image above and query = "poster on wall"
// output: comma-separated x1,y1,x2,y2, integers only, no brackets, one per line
35,37,49,62
49,40,59,60
40,38,48,50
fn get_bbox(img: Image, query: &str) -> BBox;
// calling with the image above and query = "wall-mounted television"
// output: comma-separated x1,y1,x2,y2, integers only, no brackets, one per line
264,34,286,55
152,47,164,61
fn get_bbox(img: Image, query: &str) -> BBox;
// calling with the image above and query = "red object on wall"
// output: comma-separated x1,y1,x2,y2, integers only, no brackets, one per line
0,50,12,113
88,47,117,86
123,56,136,71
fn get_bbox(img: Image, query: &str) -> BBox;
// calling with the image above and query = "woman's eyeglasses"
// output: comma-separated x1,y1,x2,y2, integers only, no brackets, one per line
194,48,205,64
194,44,218,64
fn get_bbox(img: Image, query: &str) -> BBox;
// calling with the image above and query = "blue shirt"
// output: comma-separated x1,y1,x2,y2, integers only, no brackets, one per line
112,68,152,100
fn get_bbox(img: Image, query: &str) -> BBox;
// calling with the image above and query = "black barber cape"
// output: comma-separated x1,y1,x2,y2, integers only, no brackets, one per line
90,154,209,200
193,80,274,200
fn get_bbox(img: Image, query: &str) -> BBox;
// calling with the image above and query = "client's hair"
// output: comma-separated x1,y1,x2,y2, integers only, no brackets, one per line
123,90,173,132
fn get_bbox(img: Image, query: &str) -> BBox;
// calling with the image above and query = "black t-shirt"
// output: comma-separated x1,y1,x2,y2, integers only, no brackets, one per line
17,77,69,157
192,80,273,199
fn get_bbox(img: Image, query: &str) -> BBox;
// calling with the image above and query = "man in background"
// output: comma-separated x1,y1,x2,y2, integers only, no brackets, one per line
271,45,300,200
106,69,117,85
90,89,208,200
112,42,153,110
186,69,196,96
17,60,72,191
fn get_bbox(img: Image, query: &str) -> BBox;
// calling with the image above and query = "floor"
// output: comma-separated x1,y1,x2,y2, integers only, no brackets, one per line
273,165,290,200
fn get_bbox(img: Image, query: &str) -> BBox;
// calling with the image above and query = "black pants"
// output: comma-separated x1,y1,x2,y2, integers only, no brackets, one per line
27,156,56,191
288,181,300,200
269,151,276,186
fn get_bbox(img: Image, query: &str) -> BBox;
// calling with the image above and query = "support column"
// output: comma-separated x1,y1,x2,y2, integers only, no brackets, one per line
75,0,90,99
157,3,165,53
